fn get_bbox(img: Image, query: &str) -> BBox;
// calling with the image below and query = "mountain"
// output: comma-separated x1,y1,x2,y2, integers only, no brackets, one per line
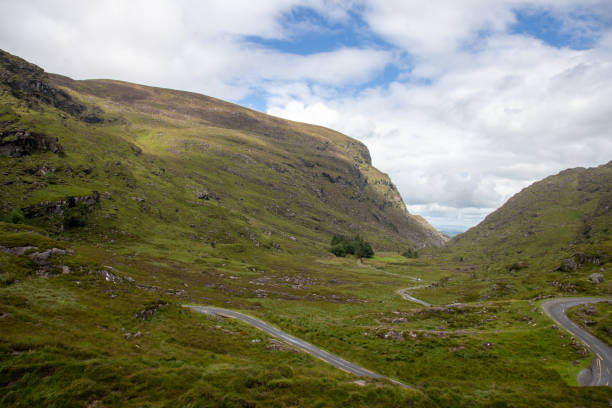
449,161,611,272
0,49,445,257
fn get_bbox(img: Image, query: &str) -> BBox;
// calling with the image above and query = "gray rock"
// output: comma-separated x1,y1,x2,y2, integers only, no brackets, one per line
589,273,604,284
0,130,64,157
197,191,210,200
0,245,38,256
29,250,51,264
382,331,404,341
561,258,578,271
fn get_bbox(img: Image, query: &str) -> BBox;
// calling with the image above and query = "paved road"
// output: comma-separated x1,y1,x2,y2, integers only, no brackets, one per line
355,260,431,307
541,297,612,386
184,305,410,388
397,287,431,307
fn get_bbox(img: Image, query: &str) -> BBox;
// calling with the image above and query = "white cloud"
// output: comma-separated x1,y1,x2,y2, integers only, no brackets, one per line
0,0,390,100
268,27,612,229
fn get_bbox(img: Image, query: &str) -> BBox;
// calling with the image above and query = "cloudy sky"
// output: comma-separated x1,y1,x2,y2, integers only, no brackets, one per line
2,0,611,234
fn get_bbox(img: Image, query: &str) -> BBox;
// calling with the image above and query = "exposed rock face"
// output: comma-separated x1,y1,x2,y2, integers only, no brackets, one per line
553,252,608,273
0,130,64,157
0,49,85,116
29,248,66,264
23,191,100,218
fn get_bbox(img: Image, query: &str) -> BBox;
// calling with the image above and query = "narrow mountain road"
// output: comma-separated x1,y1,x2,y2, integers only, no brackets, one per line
356,259,432,306
397,287,431,307
541,297,612,386
184,305,410,388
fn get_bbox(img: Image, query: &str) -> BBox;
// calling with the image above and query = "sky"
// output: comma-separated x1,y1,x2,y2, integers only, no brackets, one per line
1,0,611,234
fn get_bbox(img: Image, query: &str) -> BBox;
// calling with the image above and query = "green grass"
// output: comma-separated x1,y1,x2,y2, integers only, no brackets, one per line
567,301,612,347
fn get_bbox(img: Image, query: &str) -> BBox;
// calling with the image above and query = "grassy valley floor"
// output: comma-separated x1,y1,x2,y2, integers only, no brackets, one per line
2,223,612,407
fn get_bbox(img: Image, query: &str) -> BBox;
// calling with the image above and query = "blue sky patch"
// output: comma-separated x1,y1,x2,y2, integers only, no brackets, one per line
244,6,392,55
511,8,608,50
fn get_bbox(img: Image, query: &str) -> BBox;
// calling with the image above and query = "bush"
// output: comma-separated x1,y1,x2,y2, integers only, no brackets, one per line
63,204,88,228
6,208,25,224
329,235,374,258
402,248,419,258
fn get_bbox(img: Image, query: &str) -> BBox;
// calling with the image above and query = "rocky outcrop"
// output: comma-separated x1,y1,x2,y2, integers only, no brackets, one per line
553,252,608,273
0,49,85,116
23,191,100,218
0,130,64,157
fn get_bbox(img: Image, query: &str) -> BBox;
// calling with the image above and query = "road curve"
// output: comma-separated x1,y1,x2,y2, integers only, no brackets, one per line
397,287,431,307
184,305,410,388
541,297,612,386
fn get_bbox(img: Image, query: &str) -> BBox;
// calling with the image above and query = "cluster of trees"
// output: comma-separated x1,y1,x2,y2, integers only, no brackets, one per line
330,235,374,258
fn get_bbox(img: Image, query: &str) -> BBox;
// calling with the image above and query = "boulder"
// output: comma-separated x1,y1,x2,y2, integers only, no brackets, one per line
382,330,404,341
589,273,604,284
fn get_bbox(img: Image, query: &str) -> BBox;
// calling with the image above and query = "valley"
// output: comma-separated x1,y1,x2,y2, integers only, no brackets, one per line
1,49,611,407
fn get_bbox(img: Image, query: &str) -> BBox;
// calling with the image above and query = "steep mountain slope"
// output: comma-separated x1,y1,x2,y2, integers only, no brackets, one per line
451,162,611,263
0,49,445,259
440,162,611,302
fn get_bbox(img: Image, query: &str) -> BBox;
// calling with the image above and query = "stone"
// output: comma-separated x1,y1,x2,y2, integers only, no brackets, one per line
61,265,71,274
29,250,51,264
382,330,404,341
0,245,38,256
589,273,604,284
197,191,210,200
560,258,578,272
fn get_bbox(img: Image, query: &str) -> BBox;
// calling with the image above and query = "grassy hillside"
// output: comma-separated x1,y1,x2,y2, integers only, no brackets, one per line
451,162,611,264
428,162,612,302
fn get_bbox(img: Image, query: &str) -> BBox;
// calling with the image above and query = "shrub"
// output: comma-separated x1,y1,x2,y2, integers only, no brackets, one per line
4,208,25,224
402,248,419,258
63,204,88,228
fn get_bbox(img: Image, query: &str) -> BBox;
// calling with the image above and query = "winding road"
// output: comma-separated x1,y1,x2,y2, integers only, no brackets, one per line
185,296,612,389
397,286,431,307
184,305,410,388
541,297,612,386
